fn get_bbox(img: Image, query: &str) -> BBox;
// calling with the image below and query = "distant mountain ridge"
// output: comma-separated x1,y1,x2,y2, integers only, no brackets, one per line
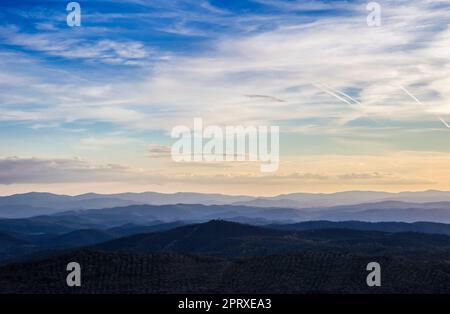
1,191,450,224
3,190,450,219
47,201,450,224
1,200,450,223
0,192,253,218
233,190,450,208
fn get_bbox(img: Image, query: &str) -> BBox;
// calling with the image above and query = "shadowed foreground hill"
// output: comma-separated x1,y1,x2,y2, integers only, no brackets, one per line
96,220,287,256
0,249,450,293
95,220,450,256
2,221,450,293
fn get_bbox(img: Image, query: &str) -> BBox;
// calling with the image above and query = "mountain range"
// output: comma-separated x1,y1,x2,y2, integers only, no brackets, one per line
3,218,450,265
3,190,450,219
1,220,450,293
1,190,450,293
10,201,450,224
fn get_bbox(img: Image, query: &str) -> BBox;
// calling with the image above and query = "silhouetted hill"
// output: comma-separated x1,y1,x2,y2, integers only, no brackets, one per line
95,220,450,257
4,218,450,264
96,220,286,256
2,220,450,293
1,249,449,293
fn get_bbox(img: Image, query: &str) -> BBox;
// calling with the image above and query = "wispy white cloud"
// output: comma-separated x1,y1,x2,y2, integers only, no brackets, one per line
4,1,450,194
2,1,450,134
148,144,172,158
0,156,143,184
0,25,154,65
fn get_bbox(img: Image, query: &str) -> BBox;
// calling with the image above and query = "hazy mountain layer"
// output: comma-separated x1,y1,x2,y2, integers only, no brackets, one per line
3,190,450,219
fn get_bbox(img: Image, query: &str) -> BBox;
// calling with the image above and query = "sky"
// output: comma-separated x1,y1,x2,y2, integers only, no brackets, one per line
1,0,450,196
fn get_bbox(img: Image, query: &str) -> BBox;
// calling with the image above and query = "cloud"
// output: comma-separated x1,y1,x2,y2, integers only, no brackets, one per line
4,0,450,197
0,157,139,184
148,144,172,158
2,0,450,133
0,152,440,195
0,26,153,65
34,23,58,31
251,0,358,12
78,136,144,149
119,0,450,132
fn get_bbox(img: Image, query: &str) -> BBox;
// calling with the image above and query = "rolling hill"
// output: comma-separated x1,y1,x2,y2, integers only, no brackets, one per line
1,248,449,293
1,220,450,293
95,220,450,257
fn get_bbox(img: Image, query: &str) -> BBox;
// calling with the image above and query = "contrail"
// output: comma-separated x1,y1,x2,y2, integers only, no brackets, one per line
322,83,362,105
400,86,450,129
439,117,450,128
336,90,362,105
399,86,421,105
314,84,352,105
246,94,286,102
314,83,378,124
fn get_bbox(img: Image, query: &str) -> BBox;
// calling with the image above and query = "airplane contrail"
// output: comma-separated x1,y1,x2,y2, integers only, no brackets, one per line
314,84,352,105
314,83,378,124
335,90,362,105
400,86,450,129
322,83,362,105
246,94,286,102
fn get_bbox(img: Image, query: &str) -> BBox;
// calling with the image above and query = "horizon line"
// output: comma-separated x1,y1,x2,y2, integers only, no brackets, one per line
1,189,450,198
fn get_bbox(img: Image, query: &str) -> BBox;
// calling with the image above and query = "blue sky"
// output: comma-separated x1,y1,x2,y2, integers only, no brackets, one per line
1,0,450,195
